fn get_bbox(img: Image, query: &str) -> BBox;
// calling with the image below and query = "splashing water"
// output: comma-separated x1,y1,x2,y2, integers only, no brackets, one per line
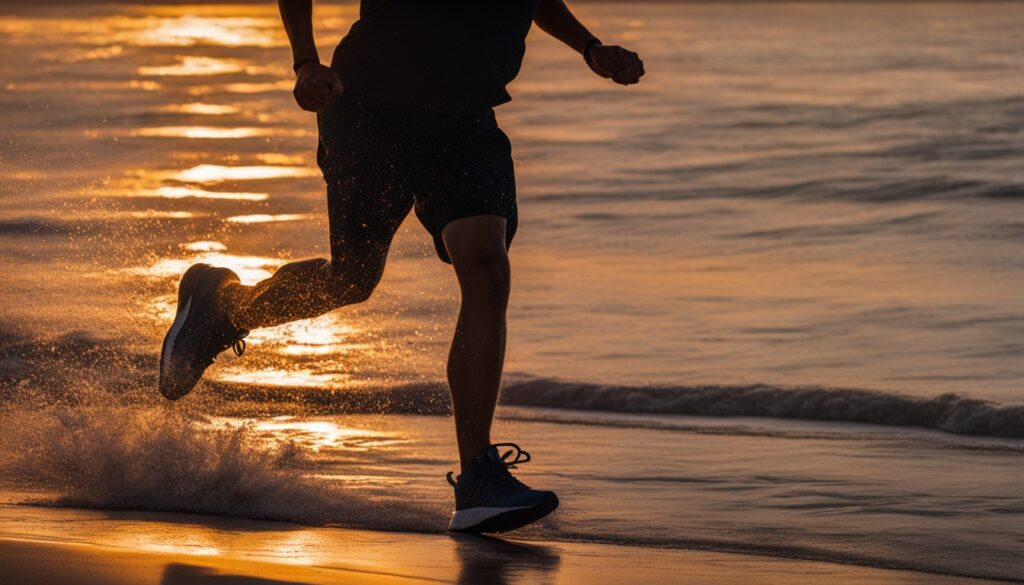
0,401,445,532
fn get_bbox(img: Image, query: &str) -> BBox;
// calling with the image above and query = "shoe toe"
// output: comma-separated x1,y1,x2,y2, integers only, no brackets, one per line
505,489,559,511
159,369,196,401
159,355,203,400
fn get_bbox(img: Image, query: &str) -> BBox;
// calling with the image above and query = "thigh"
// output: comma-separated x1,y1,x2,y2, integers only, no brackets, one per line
413,110,518,264
442,215,509,269
317,97,414,268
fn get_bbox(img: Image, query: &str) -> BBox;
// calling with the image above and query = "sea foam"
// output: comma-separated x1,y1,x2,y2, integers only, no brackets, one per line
0,401,445,531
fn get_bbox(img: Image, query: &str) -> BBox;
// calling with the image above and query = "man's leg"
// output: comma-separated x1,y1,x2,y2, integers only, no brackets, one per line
220,250,387,331
223,104,410,332
159,244,391,400
159,93,413,400
441,214,559,534
441,215,511,471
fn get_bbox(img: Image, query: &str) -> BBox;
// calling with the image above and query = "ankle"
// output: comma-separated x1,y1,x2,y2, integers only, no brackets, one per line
458,441,492,472
215,282,245,329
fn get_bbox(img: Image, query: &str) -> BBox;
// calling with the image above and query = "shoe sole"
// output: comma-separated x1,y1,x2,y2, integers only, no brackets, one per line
158,263,217,400
449,494,559,534
160,296,193,382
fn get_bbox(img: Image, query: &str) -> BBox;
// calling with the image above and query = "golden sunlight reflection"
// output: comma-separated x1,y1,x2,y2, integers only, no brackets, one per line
6,79,159,92
134,16,278,48
188,81,293,95
134,126,275,139
182,241,227,252
216,368,343,388
174,165,319,183
226,214,311,224
246,314,370,357
142,253,284,284
138,56,243,76
278,341,369,357
151,186,268,201
103,529,223,558
129,79,162,91
255,531,329,566
250,417,399,451
164,102,240,115
256,153,307,165
129,210,199,219
68,45,124,62
203,417,404,462
141,543,220,557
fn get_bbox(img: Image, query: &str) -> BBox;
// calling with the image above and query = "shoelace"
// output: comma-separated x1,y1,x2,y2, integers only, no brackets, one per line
446,442,532,487
230,333,248,357
207,329,248,366
493,443,532,467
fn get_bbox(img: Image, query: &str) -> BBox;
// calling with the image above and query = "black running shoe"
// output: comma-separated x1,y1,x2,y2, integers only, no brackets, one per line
447,443,559,533
159,263,248,400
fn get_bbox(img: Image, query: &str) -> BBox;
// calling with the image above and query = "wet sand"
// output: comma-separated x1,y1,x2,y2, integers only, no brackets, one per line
0,505,1008,585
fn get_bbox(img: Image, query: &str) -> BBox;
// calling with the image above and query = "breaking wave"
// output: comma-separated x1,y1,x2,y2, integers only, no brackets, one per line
499,379,1024,439
2,327,1022,446
212,378,1024,439
0,401,445,532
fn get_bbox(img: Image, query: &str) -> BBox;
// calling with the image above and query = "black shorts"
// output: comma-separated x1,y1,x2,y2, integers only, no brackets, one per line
316,94,518,264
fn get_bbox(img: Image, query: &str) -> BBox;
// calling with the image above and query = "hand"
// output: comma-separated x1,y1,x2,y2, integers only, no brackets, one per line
587,44,645,86
293,62,343,112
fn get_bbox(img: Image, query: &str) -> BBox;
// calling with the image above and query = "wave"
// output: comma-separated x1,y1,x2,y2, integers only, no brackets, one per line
0,401,445,532
210,378,1024,440
499,379,1024,439
2,328,1022,440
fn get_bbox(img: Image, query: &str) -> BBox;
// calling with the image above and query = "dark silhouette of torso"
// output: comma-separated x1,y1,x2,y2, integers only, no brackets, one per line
331,0,540,109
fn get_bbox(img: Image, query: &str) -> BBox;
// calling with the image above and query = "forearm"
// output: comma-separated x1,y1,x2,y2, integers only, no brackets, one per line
278,0,319,66
533,0,597,55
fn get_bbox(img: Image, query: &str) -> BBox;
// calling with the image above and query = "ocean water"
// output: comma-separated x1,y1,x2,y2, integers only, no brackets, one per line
1,1,1023,582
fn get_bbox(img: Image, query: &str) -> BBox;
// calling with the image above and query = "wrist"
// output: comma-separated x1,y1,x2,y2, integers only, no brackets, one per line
583,38,602,65
293,57,319,75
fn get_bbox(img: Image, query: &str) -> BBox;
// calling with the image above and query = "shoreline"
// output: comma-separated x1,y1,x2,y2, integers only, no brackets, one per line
0,505,1012,585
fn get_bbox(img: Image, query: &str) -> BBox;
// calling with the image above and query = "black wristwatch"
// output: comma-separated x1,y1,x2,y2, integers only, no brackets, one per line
583,38,602,66
293,57,319,74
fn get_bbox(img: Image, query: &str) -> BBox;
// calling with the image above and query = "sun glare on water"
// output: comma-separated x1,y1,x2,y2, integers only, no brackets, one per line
138,56,245,76
226,214,311,224
174,165,319,183
216,369,343,388
141,254,285,284
151,186,268,202
182,241,227,252
134,126,276,139
250,418,399,451
247,316,370,358
133,15,281,48
163,102,240,115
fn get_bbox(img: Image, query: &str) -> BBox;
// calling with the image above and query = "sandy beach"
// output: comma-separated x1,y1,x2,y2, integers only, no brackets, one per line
0,505,1008,585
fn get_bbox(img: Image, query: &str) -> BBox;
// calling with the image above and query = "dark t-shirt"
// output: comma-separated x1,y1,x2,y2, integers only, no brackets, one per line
330,0,540,109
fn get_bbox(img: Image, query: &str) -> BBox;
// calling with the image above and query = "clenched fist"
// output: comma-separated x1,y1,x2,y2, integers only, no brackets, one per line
587,44,645,86
293,61,343,112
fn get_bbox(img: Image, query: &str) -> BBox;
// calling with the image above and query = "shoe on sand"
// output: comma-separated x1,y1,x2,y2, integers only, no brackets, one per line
159,263,247,400
447,443,559,533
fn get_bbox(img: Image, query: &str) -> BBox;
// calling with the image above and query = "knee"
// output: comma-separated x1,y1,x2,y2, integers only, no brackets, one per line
325,255,385,305
454,249,511,304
